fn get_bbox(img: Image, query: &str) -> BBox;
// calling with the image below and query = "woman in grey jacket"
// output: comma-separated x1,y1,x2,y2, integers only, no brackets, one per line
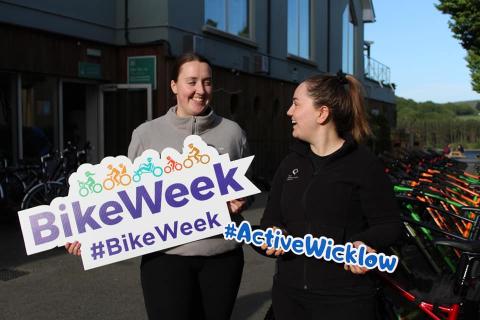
132,53,249,320
67,53,249,320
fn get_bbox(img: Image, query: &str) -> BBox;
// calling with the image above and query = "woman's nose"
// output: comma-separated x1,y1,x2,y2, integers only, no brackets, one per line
286,105,294,116
195,82,205,94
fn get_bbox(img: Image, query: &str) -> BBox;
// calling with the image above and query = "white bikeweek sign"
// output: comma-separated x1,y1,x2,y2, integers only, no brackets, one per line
18,135,260,270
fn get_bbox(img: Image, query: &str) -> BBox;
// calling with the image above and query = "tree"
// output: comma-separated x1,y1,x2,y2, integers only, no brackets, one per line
436,0,480,92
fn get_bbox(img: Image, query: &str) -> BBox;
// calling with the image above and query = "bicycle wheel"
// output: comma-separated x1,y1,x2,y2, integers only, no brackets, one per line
79,186,89,197
153,166,163,177
0,172,27,204
93,183,102,193
164,166,172,174
133,172,141,182
120,174,131,186
183,158,194,168
21,181,67,209
103,178,115,190
200,154,210,164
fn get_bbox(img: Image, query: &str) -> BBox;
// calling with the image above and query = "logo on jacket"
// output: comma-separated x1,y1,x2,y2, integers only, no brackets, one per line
287,168,299,181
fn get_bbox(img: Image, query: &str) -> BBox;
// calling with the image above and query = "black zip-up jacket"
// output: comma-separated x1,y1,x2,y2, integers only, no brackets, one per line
261,135,402,291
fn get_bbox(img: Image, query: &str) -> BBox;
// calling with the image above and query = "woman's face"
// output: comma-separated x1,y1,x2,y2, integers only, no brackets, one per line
171,61,212,117
286,82,321,142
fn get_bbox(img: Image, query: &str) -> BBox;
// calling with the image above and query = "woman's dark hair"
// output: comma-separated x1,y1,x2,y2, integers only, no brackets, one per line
171,52,212,82
303,72,372,142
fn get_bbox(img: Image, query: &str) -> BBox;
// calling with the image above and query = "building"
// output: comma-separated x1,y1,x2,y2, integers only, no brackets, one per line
0,0,395,181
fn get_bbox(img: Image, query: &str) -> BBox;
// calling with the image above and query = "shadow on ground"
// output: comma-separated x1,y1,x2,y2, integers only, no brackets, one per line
232,290,271,320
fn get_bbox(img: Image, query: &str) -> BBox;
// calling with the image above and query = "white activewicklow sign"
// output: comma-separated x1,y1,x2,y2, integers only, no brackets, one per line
18,135,260,270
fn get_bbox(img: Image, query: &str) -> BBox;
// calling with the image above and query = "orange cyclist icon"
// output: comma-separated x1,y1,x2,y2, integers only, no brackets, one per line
164,156,183,173
183,143,210,168
103,163,132,190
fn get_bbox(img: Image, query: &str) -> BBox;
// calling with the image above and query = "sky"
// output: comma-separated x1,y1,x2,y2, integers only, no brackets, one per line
364,0,480,103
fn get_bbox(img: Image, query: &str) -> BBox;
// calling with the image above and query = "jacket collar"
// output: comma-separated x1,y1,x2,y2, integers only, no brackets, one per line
290,133,358,164
165,106,221,134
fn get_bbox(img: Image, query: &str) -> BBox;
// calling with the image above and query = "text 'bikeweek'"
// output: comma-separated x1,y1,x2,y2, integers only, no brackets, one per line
18,135,260,269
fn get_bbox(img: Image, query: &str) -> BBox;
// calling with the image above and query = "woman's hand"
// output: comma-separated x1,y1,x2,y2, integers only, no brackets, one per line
65,241,82,256
260,227,285,256
227,198,247,214
344,241,375,274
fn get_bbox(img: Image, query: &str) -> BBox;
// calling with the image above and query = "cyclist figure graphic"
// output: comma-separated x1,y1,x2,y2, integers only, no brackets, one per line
188,143,201,162
166,156,176,167
107,164,121,185
133,157,163,182
183,143,210,169
139,157,154,173
78,171,102,197
85,171,96,187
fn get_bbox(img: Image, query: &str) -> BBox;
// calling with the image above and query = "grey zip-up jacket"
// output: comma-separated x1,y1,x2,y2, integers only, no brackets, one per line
127,106,249,256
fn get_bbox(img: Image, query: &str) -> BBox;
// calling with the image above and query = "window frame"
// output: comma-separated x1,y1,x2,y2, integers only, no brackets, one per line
203,0,253,41
342,1,357,75
287,0,311,61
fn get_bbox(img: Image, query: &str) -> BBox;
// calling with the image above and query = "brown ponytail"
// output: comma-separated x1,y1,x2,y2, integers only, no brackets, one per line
304,72,372,143
344,74,372,142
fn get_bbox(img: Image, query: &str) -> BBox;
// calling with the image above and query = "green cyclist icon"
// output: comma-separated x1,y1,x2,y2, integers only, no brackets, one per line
78,171,103,197
132,157,163,182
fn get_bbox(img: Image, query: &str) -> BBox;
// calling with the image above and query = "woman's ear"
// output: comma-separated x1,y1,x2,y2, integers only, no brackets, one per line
317,106,330,124
170,80,177,95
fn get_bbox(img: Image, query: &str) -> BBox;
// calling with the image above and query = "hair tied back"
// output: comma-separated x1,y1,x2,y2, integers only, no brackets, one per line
336,70,348,85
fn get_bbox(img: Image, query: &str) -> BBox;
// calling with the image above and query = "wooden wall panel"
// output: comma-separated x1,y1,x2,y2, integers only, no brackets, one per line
0,23,117,80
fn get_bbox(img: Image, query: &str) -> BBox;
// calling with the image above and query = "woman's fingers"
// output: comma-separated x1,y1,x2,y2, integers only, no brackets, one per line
73,242,82,256
344,263,368,274
227,198,246,214
265,247,283,256
66,241,82,256
266,248,276,255
67,241,76,254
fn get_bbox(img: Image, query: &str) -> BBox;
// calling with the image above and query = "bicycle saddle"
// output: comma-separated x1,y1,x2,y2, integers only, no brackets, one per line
410,274,461,305
434,238,480,254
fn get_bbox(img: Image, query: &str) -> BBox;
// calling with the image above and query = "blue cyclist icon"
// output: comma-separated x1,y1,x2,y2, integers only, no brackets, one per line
133,157,163,182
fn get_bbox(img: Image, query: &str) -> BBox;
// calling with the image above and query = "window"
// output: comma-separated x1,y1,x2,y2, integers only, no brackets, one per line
205,0,249,38
0,74,12,162
342,3,356,74
21,74,57,160
288,0,310,59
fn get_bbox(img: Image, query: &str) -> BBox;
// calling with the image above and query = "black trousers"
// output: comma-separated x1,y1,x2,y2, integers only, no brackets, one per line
272,279,376,320
140,248,244,320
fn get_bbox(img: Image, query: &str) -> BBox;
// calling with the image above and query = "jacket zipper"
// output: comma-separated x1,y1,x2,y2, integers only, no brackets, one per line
192,117,197,134
296,145,345,291
301,165,317,291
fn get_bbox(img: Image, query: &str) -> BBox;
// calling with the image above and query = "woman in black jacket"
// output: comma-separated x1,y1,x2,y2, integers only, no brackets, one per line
260,72,402,320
